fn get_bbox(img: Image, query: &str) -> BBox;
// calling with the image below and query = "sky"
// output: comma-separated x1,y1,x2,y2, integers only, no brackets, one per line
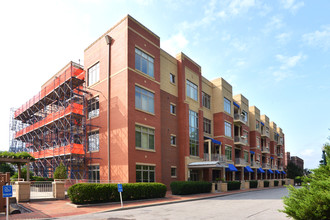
0,0,329,169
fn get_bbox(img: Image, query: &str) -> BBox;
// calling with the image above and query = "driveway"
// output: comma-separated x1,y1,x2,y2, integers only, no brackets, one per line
57,187,290,220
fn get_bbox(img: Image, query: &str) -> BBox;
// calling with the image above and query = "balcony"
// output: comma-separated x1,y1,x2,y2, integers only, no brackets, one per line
277,137,284,146
278,166,284,171
250,160,261,168
261,146,270,154
204,153,227,163
234,136,248,146
234,114,247,125
261,129,269,138
277,153,283,158
235,158,248,167
262,163,270,169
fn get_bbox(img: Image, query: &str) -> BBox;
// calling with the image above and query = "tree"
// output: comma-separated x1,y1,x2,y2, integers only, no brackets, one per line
286,161,303,180
280,144,330,219
54,162,67,179
0,163,15,176
11,167,33,181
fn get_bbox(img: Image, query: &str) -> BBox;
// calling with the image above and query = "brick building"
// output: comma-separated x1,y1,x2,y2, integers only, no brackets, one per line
12,15,287,186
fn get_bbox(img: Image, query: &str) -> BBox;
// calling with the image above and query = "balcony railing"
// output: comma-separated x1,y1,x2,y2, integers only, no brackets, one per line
277,153,283,158
235,158,248,166
234,114,247,125
261,129,269,137
278,166,283,171
234,136,248,146
278,137,284,146
204,153,227,162
261,146,270,153
262,163,270,169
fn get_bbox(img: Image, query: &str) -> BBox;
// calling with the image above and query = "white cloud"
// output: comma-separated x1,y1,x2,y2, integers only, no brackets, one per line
161,32,189,56
276,32,292,44
272,53,307,81
280,0,304,14
227,0,256,16
264,15,284,33
302,25,330,51
230,38,247,51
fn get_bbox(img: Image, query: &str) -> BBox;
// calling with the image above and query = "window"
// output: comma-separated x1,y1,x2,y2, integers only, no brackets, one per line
225,122,232,137
225,146,232,161
88,96,99,119
170,73,175,84
244,151,249,163
88,165,100,183
189,110,199,156
202,92,211,109
224,97,231,114
136,165,155,182
242,111,248,122
203,118,211,134
186,80,198,101
135,86,154,114
256,120,260,129
257,137,260,149
170,104,176,115
170,135,176,146
88,63,99,86
189,170,199,181
171,167,177,177
135,125,155,150
135,48,154,77
88,131,99,151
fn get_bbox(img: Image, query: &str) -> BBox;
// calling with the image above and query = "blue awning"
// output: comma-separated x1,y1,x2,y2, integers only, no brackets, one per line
275,170,281,174
270,157,274,159
257,168,265,173
282,171,286,174
226,164,238,172
250,151,255,155
204,137,221,145
244,166,254,173
267,169,274,174
233,101,240,108
260,122,265,126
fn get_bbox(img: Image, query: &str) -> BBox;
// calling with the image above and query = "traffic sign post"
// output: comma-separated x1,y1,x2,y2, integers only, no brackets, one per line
117,183,123,207
3,185,12,220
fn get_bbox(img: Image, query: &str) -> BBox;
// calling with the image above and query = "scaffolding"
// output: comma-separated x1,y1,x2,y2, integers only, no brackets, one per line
14,61,88,179
9,108,27,153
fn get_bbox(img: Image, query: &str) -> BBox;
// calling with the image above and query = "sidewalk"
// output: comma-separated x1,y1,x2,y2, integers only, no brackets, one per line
0,186,285,219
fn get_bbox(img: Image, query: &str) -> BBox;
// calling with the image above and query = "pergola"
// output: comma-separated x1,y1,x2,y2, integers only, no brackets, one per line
0,157,31,181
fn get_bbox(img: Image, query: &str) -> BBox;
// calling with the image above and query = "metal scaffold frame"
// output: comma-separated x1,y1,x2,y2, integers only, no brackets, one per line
13,61,89,179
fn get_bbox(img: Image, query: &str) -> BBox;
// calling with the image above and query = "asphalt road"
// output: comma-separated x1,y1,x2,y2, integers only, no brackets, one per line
58,187,290,220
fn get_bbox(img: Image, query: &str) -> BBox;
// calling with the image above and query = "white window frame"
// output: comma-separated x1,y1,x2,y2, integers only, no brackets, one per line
88,130,99,152
135,48,154,77
88,164,100,183
171,166,177,178
170,73,175,84
135,86,155,114
202,92,211,109
135,125,155,150
88,96,99,119
170,103,176,115
88,62,99,86
224,97,231,114
225,121,232,137
186,80,198,101
203,118,211,134
170,135,176,146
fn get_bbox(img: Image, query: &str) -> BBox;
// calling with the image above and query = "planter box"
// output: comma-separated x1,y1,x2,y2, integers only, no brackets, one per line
258,180,264,188
244,181,250,189
220,183,227,192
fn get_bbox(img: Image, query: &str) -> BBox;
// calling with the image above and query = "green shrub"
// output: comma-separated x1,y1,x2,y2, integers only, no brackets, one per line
282,180,285,185
274,180,279,186
264,180,269,187
227,181,241,190
170,181,211,195
249,180,258,188
54,162,67,179
68,182,167,204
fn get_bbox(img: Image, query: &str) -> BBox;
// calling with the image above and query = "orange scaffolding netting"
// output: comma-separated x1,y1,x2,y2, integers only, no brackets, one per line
15,103,83,139
31,143,84,159
14,64,85,119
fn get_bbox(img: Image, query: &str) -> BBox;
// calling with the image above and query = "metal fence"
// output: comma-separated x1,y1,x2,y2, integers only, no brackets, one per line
30,181,53,199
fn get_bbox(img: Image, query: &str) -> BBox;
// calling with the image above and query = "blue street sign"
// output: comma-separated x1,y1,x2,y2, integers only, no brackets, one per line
117,183,123,192
2,185,12,198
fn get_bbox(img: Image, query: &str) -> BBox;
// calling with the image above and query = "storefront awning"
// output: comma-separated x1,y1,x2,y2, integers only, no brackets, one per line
204,137,221,145
257,168,265,173
260,122,265,126
267,169,274,174
233,102,240,108
275,170,281,174
250,151,255,155
244,166,254,173
281,171,286,174
226,164,238,172
270,156,274,159
188,161,227,169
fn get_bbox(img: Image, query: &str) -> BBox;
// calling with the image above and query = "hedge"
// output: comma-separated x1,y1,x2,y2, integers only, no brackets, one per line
274,180,279,186
170,181,211,195
282,180,285,185
249,180,258,188
68,182,167,204
264,180,269,187
227,181,241,191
